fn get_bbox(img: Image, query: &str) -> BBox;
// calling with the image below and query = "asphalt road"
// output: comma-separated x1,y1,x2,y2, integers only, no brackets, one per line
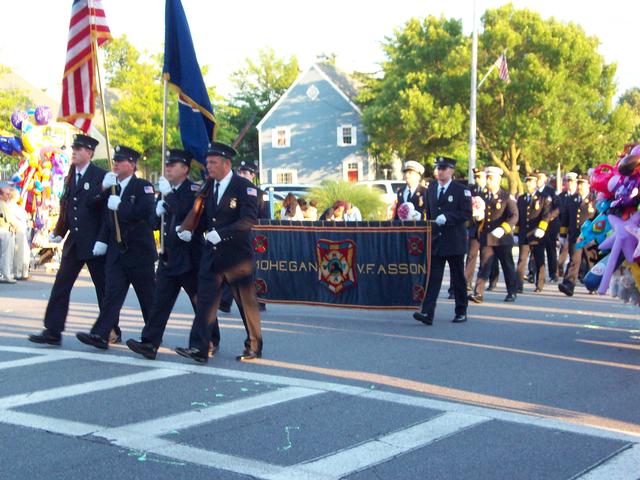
0,270,639,479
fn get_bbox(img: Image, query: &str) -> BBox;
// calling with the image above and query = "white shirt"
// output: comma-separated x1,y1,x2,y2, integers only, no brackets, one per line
403,185,417,203
343,206,362,221
117,175,133,198
437,179,452,198
213,171,233,205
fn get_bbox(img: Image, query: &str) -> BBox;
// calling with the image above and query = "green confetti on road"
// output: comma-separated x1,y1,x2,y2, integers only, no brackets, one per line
126,450,186,466
278,426,300,451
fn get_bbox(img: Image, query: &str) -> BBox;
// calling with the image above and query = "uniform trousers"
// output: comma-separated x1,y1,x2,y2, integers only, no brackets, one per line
557,241,569,277
475,245,517,296
90,259,156,339
545,234,559,279
562,242,585,286
464,238,480,289
421,254,467,317
516,244,546,291
44,242,106,334
189,259,262,355
141,269,198,346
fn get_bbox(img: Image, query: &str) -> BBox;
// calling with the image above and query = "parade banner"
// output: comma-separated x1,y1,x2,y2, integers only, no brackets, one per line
252,221,431,309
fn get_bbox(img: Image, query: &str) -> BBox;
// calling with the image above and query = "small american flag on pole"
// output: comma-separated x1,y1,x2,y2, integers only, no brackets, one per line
494,53,510,83
58,0,112,132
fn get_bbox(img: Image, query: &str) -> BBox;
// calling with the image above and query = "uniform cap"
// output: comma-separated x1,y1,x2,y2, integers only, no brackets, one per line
238,160,258,174
434,156,456,169
524,172,537,181
485,166,504,177
472,167,486,177
402,160,425,175
113,145,141,163
206,141,237,160
72,134,99,151
164,148,192,167
564,172,578,181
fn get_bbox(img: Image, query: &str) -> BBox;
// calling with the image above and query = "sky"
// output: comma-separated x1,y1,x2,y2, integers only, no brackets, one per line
1,0,638,102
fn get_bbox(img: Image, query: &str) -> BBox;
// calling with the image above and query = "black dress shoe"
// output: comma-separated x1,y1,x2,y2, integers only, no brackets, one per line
549,276,559,283
175,347,208,364
468,293,483,304
558,283,574,297
28,329,61,346
452,314,467,323
218,303,231,313
236,349,261,361
533,287,543,293
413,311,433,325
504,293,516,302
126,339,158,360
447,292,454,299
486,284,495,292
516,287,523,294
76,332,108,350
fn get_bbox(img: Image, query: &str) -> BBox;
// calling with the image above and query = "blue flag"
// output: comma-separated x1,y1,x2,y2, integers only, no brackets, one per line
163,0,215,166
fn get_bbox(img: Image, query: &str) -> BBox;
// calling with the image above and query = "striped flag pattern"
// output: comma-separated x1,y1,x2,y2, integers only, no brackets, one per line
494,53,510,83
58,0,112,132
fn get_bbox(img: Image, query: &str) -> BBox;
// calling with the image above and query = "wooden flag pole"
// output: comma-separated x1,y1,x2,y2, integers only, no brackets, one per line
160,77,168,254
92,33,123,246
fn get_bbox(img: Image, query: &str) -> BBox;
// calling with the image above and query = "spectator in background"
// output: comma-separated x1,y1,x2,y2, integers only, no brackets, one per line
344,202,362,221
307,200,319,221
298,198,316,221
320,200,348,221
281,192,304,220
9,189,30,280
0,183,17,283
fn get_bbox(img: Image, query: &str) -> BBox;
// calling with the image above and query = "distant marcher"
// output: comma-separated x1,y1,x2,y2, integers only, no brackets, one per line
9,189,30,280
393,161,427,220
306,200,319,221
0,183,17,283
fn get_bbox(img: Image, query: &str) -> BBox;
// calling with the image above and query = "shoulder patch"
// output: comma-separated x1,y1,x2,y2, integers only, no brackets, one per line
464,190,471,197
262,193,270,201
191,184,200,191
144,186,154,194
247,187,257,197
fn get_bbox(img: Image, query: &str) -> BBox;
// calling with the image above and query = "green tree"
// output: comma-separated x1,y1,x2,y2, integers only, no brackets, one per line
361,5,636,192
618,87,640,143
229,47,299,167
103,36,235,176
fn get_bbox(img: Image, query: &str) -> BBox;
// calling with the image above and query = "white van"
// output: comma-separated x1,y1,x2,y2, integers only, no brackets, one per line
359,180,406,219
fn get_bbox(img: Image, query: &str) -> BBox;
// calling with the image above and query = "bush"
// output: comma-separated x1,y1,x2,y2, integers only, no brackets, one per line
307,180,387,220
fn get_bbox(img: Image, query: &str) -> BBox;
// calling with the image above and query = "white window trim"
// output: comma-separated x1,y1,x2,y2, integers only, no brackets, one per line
271,168,298,185
272,126,292,148
337,124,357,147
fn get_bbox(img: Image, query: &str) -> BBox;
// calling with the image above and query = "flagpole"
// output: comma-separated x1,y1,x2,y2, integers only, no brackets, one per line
91,32,123,246
468,0,478,183
160,77,168,254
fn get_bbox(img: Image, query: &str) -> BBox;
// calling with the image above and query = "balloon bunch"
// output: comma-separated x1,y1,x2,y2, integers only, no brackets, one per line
1,106,71,233
584,145,640,297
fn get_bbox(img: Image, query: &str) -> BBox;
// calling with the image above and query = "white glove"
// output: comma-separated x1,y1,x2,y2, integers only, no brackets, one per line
435,214,446,226
176,227,192,242
205,229,222,245
472,211,485,221
491,227,505,239
107,195,121,211
102,172,117,190
49,233,63,243
410,210,422,221
156,201,166,217
157,176,172,196
534,228,545,239
92,241,107,256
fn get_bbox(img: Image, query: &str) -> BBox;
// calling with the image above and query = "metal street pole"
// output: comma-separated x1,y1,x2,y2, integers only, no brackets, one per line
468,0,478,184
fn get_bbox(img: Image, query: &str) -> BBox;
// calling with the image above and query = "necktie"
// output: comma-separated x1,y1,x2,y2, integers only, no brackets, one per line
212,182,220,206
115,183,122,196
76,173,82,187
526,194,530,203
438,186,444,201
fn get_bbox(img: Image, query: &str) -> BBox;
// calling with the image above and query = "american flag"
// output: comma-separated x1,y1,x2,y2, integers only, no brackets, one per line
58,0,112,132
494,53,510,83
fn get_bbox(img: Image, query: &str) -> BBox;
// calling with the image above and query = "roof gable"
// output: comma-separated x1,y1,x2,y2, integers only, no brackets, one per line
257,63,361,130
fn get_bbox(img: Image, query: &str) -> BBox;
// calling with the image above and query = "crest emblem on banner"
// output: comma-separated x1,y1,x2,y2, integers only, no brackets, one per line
255,278,268,295
316,239,357,294
253,234,268,254
406,236,424,256
412,284,425,302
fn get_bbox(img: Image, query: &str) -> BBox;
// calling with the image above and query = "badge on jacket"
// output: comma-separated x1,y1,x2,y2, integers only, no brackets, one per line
230,197,237,209
496,202,502,210
448,195,453,202
84,182,90,190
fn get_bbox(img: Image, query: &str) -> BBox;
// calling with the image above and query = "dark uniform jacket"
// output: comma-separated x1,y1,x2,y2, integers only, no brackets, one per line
156,179,204,276
426,181,473,256
197,174,259,273
98,175,158,268
53,163,108,261
515,191,553,245
468,183,488,239
540,185,560,237
393,184,428,220
560,193,596,243
478,188,518,247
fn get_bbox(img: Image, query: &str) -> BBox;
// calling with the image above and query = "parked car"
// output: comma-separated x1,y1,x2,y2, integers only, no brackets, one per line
259,183,314,201
359,180,405,219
